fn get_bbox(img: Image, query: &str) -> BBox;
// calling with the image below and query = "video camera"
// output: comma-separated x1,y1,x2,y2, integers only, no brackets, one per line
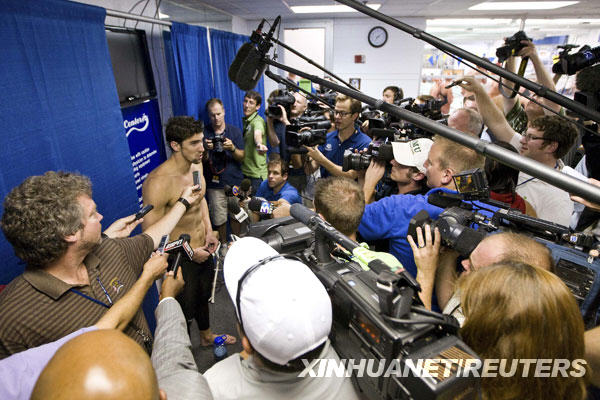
407,168,600,327
496,31,532,63
245,206,482,400
286,114,331,153
552,44,600,76
267,91,296,118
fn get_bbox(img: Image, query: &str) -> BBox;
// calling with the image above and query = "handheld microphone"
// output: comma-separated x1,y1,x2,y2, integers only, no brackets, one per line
164,234,194,275
248,197,274,218
227,196,248,223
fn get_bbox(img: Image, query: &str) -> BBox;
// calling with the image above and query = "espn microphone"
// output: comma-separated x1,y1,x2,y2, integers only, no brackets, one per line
227,196,248,223
164,234,194,276
248,197,274,218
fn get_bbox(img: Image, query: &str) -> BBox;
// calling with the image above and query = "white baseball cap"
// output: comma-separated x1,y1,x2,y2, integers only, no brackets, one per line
391,138,433,173
223,237,332,365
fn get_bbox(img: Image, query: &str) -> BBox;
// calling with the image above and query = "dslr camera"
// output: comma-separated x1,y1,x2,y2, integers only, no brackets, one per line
496,31,532,63
211,134,226,153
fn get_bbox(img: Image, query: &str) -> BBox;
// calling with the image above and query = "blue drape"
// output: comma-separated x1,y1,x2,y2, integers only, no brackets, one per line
210,29,265,129
164,22,213,123
0,0,139,284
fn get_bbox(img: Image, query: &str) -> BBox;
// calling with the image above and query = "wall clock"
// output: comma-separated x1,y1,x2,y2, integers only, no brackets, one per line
368,26,388,48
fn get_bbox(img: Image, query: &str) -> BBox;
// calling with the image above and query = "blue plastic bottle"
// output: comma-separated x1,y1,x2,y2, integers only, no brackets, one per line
214,335,228,362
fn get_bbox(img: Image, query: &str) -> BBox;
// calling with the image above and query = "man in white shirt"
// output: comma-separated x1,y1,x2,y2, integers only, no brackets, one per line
457,76,582,226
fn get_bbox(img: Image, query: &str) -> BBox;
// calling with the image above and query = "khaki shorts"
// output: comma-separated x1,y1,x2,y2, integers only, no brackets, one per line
206,188,228,226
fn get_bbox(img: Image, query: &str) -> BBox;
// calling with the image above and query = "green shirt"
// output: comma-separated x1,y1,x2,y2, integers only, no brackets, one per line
241,111,267,179
505,98,528,135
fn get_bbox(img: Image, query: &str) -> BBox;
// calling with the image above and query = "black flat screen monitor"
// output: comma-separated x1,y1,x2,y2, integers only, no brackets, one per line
106,27,156,105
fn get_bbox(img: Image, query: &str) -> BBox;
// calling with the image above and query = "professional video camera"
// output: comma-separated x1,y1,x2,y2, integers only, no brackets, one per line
342,142,395,171
407,168,600,327
267,91,296,118
244,205,482,399
552,44,600,76
496,31,532,63
286,114,331,153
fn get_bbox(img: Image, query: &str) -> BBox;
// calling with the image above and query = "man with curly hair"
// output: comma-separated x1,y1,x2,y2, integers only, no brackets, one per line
0,171,201,359
457,76,583,226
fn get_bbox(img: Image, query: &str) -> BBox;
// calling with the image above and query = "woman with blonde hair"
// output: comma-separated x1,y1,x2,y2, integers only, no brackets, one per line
460,261,587,399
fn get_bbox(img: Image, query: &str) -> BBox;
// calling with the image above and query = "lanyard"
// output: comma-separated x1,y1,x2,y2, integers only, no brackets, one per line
517,161,559,187
70,276,113,309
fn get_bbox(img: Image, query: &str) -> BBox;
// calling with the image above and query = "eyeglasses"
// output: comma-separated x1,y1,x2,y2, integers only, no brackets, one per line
523,133,547,142
334,110,353,117
235,254,303,330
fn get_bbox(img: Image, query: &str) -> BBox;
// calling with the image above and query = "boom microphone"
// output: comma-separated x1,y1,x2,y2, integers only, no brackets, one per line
234,47,267,91
228,42,254,83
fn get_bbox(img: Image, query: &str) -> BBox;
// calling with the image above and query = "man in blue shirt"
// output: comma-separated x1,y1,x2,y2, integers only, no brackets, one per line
358,136,488,278
254,158,301,220
305,94,371,179
203,98,245,246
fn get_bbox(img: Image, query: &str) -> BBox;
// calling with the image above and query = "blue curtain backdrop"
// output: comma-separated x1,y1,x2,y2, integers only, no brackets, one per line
164,22,214,123
210,29,265,130
0,0,139,283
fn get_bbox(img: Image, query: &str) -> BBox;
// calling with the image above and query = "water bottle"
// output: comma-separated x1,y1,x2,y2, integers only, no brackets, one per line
213,335,228,362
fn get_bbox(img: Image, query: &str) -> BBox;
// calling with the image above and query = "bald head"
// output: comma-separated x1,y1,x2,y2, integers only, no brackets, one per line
32,330,163,400
448,108,483,137
462,232,554,274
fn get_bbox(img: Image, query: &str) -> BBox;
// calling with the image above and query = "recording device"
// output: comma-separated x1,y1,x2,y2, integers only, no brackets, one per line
164,234,194,276
248,196,274,218
193,170,201,190
135,204,154,220
408,169,600,327
496,31,532,63
211,135,226,153
267,91,295,118
225,179,253,200
246,204,482,400
552,44,600,76
342,141,394,171
227,196,248,223
228,17,280,91
157,234,169,255
285,114,331,153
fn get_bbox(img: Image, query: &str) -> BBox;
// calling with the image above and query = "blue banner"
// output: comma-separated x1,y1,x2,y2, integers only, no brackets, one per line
121,99,165,204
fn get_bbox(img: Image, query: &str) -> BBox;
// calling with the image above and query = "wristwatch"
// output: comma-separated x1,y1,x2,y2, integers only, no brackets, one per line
177,197,191,211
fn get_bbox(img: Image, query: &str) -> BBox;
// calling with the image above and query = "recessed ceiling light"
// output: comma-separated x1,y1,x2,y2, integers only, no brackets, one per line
158,12,170,19
290,4,381,13
427,18,513,26
469,2,579,11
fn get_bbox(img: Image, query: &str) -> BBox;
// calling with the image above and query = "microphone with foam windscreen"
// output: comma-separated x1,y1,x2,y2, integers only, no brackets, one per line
228,42,255,83
234,47,267,91
248,197,274,218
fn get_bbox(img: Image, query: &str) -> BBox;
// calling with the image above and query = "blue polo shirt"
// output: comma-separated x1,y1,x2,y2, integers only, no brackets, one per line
317,128,371,178
358,188,496,278
204,124,245,189
256,180,302,205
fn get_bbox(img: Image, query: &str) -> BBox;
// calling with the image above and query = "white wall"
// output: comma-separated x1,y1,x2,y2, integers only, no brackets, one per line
248,17,426,103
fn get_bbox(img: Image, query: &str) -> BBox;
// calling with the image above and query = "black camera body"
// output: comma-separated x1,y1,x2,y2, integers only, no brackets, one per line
496,31,532,63
552,44,600,76
342,139,395,172
211,134,226,153
246,213,482,400
286,114,331,153
267,92,295,118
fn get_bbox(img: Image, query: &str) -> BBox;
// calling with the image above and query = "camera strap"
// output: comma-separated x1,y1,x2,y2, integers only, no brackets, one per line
499,57,529,99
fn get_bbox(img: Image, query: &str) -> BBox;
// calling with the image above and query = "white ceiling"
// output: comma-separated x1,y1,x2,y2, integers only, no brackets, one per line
161,0,600,21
